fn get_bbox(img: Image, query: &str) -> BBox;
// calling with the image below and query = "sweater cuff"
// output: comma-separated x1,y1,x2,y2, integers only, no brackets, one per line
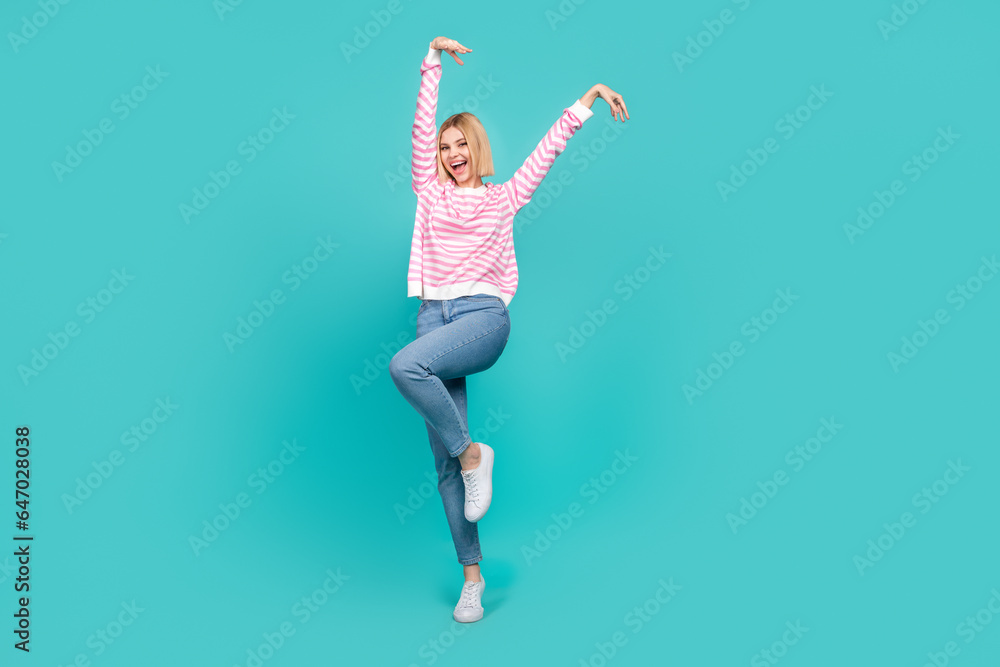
566,99,594,125
425,45,441,66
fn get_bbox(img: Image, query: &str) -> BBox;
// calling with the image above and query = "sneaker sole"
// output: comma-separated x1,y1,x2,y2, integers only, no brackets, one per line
453,576,485,623
454,608,484,623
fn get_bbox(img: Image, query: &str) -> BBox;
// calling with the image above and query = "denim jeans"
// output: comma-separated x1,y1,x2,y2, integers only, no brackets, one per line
389,294,511,565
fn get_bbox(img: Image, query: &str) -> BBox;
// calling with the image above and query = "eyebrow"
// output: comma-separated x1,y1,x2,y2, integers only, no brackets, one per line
439,139,467,147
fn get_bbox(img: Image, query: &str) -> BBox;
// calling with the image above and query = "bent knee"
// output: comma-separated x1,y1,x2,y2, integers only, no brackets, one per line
388,352,406,383
389,351,419,384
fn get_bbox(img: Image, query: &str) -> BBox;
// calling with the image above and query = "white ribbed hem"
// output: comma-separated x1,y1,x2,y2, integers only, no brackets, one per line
567,99,594,124
409,280,512,307
425,45,441,66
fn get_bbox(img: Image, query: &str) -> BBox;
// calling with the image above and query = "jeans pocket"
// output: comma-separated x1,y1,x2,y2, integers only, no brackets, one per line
462,294,506,310
459,295,508,321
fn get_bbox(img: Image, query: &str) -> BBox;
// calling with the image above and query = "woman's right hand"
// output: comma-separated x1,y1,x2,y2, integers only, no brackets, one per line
430,36,472,66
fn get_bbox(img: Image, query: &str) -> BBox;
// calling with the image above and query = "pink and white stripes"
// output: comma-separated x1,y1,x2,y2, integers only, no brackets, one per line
406,46,594,307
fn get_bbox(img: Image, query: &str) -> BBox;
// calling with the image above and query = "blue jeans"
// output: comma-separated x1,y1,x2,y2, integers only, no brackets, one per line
389,294,511,565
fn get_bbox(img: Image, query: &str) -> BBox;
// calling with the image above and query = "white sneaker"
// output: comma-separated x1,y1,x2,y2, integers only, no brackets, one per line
460,443,494,522
453,575,485,623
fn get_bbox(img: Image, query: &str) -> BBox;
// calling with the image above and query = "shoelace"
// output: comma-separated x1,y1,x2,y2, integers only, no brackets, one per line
458,581,481,608
461,469,479,502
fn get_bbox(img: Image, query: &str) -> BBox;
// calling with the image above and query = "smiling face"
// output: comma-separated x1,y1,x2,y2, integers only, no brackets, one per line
440,126,482,189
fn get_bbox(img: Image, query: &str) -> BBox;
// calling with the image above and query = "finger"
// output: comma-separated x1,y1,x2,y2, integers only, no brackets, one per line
611,96,628,121
451,51,465,66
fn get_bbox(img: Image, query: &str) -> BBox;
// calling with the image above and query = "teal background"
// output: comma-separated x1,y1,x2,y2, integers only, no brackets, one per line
3,0,999,665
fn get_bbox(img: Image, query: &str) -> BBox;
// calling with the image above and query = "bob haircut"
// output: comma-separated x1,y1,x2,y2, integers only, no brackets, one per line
436,112,495,184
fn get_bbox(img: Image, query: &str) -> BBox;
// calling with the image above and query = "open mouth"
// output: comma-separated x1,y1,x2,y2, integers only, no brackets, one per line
450,159,467,175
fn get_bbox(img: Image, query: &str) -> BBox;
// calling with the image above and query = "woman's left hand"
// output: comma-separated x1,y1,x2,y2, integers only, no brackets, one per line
593,84,629,122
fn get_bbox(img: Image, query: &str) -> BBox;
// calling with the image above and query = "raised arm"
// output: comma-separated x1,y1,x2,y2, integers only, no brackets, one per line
411,37,473,195
411,46,442,195
502,100,593,215
504,83,629,214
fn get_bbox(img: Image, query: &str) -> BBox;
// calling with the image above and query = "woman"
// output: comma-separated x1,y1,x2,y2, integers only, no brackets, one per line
389,36,629,623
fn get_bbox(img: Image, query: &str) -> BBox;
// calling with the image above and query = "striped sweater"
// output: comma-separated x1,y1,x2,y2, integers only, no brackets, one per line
407,45,594,307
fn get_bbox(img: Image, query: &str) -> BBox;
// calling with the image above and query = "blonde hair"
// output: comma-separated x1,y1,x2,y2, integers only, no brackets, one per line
436,113,495,184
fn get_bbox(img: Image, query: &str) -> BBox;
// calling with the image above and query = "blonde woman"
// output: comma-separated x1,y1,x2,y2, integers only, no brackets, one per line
389,36,629,623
